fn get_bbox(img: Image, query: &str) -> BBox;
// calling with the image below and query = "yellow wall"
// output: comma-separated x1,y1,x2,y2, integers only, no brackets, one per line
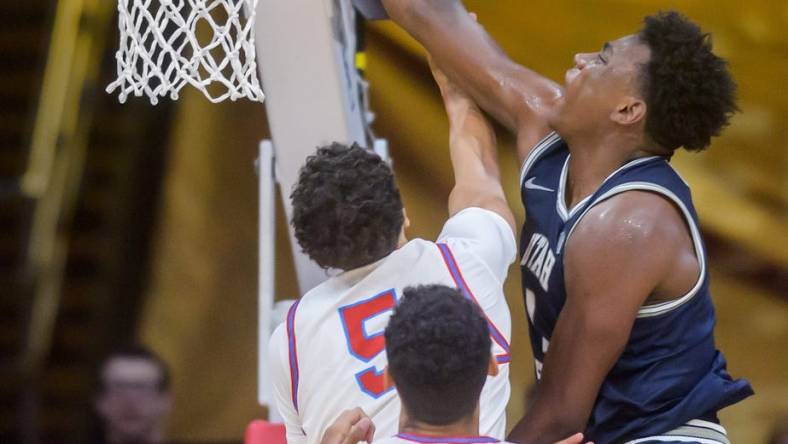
139,2,787,442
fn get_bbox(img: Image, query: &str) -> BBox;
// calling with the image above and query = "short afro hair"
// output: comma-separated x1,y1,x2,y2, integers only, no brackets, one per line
638,11,737,152
290,143,404,270
385,285,491,425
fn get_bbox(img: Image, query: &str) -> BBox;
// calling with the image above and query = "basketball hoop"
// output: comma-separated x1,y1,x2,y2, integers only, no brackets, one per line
106,0,265,104
352,0,388,20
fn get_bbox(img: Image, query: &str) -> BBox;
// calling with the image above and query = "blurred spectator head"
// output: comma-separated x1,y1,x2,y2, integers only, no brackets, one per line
94,345,172,444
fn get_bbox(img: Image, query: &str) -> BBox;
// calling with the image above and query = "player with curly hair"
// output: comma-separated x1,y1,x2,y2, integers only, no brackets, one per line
320,286,588,444
378,2,753,443
268,55,520,443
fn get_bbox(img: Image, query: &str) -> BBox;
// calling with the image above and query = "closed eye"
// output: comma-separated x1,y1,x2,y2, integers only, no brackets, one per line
599,41,612,64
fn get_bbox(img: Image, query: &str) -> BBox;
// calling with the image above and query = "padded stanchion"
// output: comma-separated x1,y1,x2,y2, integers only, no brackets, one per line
244,419,286,444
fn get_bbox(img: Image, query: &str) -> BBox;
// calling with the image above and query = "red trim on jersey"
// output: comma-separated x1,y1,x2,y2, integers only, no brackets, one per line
437,243,511,363
286,299,301,412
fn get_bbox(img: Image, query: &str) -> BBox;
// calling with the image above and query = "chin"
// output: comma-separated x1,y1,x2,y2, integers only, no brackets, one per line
545,105,563,132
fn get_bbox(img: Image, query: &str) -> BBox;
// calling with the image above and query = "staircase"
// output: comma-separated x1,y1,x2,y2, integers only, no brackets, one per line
0,0,52,439
0,1,174,442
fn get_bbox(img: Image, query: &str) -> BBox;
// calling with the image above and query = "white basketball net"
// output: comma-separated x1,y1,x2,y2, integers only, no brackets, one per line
106,0,265,104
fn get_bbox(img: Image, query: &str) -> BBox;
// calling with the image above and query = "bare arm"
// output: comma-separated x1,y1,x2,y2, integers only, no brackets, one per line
432,58,515,233
508,192,688,443
381,0,562,161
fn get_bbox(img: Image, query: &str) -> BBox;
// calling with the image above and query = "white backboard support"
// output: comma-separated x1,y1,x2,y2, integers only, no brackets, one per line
254,0,386,414
256,140,278,417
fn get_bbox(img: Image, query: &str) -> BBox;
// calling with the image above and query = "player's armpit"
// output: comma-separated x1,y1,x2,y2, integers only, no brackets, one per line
381,0,560,162
448,184,515,235
508,194,678,444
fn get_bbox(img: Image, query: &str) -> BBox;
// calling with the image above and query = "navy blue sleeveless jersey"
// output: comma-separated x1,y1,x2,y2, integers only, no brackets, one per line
518,133,753,444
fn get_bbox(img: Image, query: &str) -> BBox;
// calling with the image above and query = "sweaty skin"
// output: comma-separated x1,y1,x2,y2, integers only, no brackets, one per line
380,1,703,443
383,0,562,159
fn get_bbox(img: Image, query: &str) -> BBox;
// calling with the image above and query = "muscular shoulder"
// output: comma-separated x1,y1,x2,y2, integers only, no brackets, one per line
565,191,690,296
571,191,687,252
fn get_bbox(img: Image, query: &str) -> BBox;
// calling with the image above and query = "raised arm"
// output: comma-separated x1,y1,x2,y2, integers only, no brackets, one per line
431,58,515,233
381,0,562,160
507,193,688,443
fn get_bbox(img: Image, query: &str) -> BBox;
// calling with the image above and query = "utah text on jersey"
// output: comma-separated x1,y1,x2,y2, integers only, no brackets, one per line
520,232,557,292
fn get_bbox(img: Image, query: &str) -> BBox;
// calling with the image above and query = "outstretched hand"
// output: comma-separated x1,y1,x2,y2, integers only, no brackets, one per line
428,52,475,120
320,408,376,444
428,12,486,125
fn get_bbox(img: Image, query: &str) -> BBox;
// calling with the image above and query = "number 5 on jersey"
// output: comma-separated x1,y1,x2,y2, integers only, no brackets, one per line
338,289,398,398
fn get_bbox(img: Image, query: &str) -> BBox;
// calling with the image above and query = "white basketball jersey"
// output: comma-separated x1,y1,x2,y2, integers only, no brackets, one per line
269,208,516,444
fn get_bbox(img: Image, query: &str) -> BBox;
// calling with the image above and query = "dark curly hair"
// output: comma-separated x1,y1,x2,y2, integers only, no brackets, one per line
638,11,737,151
385,285,491,425
290,142,404,270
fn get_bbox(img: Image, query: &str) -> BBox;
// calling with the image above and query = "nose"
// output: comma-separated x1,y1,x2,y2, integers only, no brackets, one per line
574,53,590,69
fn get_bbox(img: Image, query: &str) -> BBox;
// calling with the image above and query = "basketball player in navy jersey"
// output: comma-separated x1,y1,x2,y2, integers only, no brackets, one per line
379,2,753,443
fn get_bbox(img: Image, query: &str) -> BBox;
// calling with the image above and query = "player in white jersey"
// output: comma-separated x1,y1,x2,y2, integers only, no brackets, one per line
317,286,588,444
268,54,517,444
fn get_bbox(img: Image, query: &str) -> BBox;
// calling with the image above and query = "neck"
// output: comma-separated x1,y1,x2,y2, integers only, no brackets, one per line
399,412,479,438
562,129,657,208
397,229,408,249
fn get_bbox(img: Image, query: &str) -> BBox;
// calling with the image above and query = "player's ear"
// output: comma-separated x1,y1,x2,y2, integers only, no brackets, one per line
397,209,411,247
383,366,396,390
487,355,499,377
611,97,646,126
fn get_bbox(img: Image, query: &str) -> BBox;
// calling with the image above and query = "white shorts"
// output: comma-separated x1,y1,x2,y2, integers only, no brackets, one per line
623,419,730,444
